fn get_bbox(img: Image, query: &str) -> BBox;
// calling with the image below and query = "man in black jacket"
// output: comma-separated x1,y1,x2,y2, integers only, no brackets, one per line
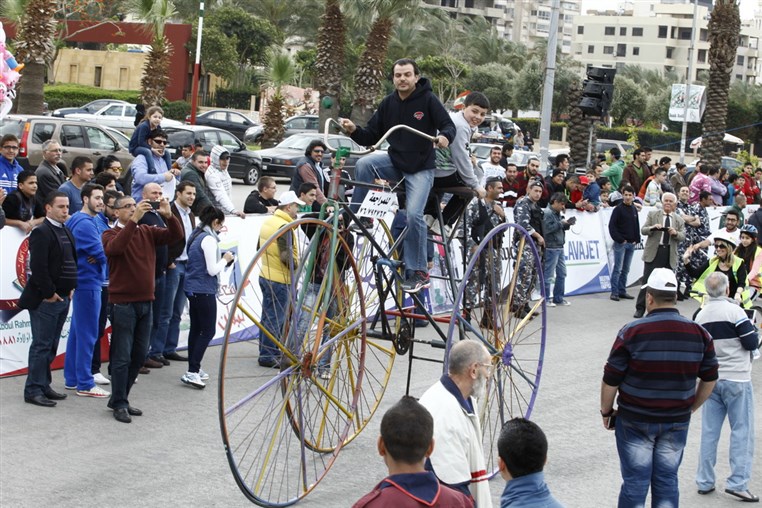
608,186,641,301
19,191,77,407
340,58,456,294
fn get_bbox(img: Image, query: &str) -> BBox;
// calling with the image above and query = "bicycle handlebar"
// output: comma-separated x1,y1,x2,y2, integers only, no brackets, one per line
323,119,437,155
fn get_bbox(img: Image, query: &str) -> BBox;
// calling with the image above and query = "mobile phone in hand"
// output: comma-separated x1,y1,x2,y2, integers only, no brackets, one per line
606,415,617,430
150,201,160,210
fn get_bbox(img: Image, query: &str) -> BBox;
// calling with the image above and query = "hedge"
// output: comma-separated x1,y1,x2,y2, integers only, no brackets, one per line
215,88,256,110
161,101,192,121
44,84,141,111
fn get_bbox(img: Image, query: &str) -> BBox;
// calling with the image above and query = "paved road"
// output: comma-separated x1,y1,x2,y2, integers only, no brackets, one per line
1,288,759,507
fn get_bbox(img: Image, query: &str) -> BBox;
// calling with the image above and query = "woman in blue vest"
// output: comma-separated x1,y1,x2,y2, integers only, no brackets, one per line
181,206,234,389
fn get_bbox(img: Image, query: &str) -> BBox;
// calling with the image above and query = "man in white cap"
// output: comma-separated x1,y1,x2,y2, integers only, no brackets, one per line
601,268,718,507
256,190,305,367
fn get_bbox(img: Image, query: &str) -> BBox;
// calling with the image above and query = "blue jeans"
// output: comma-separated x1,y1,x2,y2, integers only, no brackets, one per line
24,297,70,398
543,248,566,303
64,288,101,390
186,293,217,373
696,380,755,491
259,277,289,363
165,261,187,355
350,152,434,273
615,416,690,508
611,241,635,296
109,301,152,410
148,273,173,358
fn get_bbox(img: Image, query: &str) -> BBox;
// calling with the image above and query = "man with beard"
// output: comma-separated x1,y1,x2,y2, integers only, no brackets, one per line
515,156,549,207
479,145,504,186
622,148,651,193
500,162,521,208
419,340,493,508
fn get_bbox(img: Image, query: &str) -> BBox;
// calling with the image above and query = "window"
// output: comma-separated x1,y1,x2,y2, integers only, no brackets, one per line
616,44,626,57
633,47,640,56
85,126,116,151
287,118,308,129
464,0,474,7
31,123,55,144
94,66,102,88
633,27,643,37
229,113,249,126
666,47,674,59
588,45,595,54
603,46,614,55
61,125,86,148
678,28,692,40
620,27,626,36
103,105,123,117
218,132,240,150
658,26,667,38
698,49,707,63
737,55,745,65
210,111,227,120
700,29,708,41
578,26,584,35
605,26,615,36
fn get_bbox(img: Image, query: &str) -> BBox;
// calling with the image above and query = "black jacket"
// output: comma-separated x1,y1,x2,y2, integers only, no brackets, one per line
349,78,456,174
18,220,77,309
244,191,278,214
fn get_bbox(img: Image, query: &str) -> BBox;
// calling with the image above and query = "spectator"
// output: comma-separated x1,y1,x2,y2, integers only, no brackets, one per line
643,168,666,206
500,162,521,208
256,190,304,368
340,58,456,294
545,169,564,196
693,272,759,503
480,145,504,186
516,156,549,207
707,167,728,206
290,140,329,207
102,194,182,423
512,181,544,319
419,340,492,507
670,162,688,192
724,173,738,206
719,193,746,229
734,224,762,295
18,191,76,407
543,192,573,307
564,175,593,211
172,143,195,170
583,174,603,207
498,142,514,169
608,186,640,302
601,147,624,191
352,396,473,508
524,130,534,151
180,205,234,389
554,153,570,177
207,145,244,218
622,148,652,192
2,169,44,233
675,187,710,300
94,171,117,192
739,162,760,204
130,128,179,203
180,150,212,215
497,418,563,508
634,193,685,318
128,105,173,175
297,182,319,213
602,268,718,507
34,140,67,207
62,183,110,399
0,133,22,195
162,181,196,363
244,176,279,214
58,156,94,215
685,230,749,305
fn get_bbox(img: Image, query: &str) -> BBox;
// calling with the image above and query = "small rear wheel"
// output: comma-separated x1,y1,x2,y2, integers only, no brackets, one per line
243,164,260,185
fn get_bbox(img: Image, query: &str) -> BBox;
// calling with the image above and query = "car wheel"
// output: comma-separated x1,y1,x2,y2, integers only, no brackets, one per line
243,164,260,185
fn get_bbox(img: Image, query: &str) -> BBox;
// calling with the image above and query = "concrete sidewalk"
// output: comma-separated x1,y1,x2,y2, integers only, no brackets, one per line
1,292,759,507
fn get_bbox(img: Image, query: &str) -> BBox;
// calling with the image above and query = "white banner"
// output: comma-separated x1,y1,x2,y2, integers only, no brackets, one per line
669,84,707,123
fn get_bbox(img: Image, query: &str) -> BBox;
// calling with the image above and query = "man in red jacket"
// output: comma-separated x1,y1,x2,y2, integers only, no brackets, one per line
102,194,182,423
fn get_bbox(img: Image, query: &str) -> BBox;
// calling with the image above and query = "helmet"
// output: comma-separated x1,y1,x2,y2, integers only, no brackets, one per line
713,229,738,250
740,224,758,238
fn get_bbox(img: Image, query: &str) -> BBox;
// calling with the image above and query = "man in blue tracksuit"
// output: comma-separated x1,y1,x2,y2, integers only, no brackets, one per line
340,58,456,294
63,183,110,398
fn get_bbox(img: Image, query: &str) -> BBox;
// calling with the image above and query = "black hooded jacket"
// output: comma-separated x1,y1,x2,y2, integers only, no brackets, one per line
349,78,456,174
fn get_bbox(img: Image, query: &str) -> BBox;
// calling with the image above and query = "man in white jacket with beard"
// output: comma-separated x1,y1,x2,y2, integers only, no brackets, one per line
419,340,493,508
206,145,245,218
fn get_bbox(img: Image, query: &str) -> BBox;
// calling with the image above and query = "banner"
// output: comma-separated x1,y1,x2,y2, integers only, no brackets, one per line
668,84,707,123
0,204,745,377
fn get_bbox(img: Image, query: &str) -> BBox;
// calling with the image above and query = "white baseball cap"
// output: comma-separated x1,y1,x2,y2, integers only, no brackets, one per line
641,268,678,292
278,190,306,206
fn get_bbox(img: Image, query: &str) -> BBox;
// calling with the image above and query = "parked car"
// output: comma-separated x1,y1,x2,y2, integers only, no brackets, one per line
683,156,743,178
244,114,320,143
254,133,365,180
162,125,262,185
187,109,258,141
67,103,183,132
595,139,635,155
52,99,129,118
103,126,131,149
0,114,134,170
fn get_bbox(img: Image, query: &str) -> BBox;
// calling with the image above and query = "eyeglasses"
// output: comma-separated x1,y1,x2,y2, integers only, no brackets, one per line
110,166,123,172
117,203,137,209
3,145,19,150
152,140,168,145
477,362,496,375
713,243,728,249
312,150,324,154
46,149,63,153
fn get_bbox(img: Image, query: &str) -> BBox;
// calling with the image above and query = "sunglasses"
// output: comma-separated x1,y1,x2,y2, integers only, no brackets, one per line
152,139,168,145
713,243,728,249
313,150,324,154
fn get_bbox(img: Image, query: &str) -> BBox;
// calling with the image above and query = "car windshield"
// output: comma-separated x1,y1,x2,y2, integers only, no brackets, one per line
0,118,24,138
277,136,321,150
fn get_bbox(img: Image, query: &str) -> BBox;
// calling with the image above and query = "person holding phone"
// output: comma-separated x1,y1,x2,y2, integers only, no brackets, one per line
180,205,233,389
542,192,573,307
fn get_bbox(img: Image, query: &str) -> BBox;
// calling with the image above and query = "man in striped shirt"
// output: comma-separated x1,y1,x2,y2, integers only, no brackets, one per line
693,272,759,503
601,268,718,507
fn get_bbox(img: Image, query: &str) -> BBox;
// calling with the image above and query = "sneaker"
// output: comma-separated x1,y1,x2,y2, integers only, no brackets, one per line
319,371,330,380
401,271,430,294
558,299,571,306
547,301,556,308
530,290,542,301
76,386,110,398
64,384,76,390
198,368,210,381
424,214,436,229
181,371,206,389
93,373,110,385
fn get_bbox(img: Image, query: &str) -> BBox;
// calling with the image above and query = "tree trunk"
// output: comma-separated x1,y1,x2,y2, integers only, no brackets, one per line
315,0,345,134
567,81,595,168
15,62,47,115
350,17,393,126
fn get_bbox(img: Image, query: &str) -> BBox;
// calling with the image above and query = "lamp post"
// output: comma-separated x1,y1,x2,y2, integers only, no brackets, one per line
679,0,699,164
189,1,204,124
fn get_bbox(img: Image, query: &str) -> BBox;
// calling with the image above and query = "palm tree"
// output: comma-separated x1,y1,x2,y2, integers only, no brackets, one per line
130,0,177,106
345,0,420,125
315,0,345,130
10,0,57,114
261,51,295,148
567,81,596,167
702,0,741,168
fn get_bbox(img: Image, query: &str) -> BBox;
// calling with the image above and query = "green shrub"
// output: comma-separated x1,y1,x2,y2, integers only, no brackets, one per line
215,88,256,109
161,100,192,121
44,84,141,111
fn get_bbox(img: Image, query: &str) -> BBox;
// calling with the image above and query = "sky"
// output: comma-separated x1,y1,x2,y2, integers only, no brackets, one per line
580,0,756,20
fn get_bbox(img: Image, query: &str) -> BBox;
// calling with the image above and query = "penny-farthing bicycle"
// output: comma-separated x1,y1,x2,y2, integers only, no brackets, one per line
218,121,547,506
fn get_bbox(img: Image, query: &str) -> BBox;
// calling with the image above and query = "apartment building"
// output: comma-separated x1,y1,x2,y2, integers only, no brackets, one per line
570,3,761,84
